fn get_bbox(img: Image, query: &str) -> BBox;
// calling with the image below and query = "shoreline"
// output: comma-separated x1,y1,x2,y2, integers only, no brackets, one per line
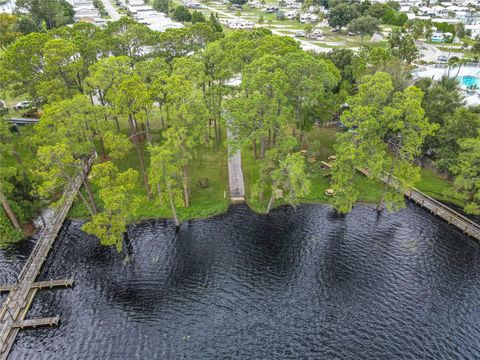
68,197,479,228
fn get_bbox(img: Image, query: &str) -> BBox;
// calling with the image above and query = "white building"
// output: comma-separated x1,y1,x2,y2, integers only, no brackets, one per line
67,0,106,27
116,0,184,32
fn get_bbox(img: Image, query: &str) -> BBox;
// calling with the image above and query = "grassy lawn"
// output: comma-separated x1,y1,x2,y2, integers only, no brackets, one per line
196,1,390,50
416,168,466,208
241,127,384,213
69,140,230,222
1,92,33,119
242,126,465,213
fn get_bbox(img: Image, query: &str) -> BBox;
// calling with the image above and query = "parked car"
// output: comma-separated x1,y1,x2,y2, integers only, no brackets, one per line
437,55,449,62
295,30,306,37
347,31,358,36
310,33,325,40
265,6,279,13
13,100,30,110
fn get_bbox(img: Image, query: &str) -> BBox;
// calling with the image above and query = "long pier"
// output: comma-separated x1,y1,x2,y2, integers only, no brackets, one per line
357,168,480,240
0,154,95,359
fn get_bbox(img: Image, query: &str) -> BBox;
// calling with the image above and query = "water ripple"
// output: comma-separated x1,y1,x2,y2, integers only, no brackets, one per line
1,203,479,359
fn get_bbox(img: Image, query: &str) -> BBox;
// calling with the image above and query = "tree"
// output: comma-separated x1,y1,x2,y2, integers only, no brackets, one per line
108,74,153,198
319,48,355,85
260,137,311,213
471,37,480,60
228,54,290,160
387,28,418,63
375,86,437,211
103,131,133,160
282,51,339,143
331,72,436,213
104,18,155,61
82,162,140,252
435,108,480,172
328,3,360,30
304,23,314,38
14,0,74,32
347,16,381,43
0,14,22,48
367,3,390,19
332,103,389,213
202,42,233,150
42,38,86,100
0,32,51,99
173,5,192,23
148,133,185,227
415,76,464,127
353,47,412,91
92,0,108,17
209,12,223,33
386,1,400,11
35,143,97,216
85,55,132,111
450,133,480,215
152,0,169,14
0,120,43,239
455,22,465,39
165,75,209,207
0,151,22,232
382,8,407,26
191,10,206,23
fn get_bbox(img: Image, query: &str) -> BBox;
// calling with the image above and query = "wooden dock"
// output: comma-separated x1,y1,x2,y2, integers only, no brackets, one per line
0,279,74,293
406,187,480,240
357,168,480,240
0,154,95,359
14,316,60,329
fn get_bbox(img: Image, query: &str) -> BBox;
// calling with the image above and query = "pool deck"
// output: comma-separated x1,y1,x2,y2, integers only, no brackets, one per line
414,65,480,106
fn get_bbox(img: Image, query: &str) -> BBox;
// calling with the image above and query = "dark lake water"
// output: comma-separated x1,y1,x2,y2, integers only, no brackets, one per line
1,204,479,360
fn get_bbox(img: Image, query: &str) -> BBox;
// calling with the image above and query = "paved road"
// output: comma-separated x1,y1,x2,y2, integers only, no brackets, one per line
419,42,464,62
226,127,245,201
100,0,121,21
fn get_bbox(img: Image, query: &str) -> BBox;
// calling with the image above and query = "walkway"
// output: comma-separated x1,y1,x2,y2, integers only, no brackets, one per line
0,154,95,360
358,168,480,240
406,188,480,240
226,127,245,203
100,0,121,21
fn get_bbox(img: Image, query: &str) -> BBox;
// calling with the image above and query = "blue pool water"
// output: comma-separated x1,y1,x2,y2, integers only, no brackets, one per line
460,75,480,88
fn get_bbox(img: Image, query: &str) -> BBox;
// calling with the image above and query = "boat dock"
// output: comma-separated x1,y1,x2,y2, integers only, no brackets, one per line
0,154,95,359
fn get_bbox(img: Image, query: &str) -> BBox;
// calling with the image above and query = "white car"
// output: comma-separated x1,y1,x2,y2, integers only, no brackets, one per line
13,100,30,110
295,30,306,37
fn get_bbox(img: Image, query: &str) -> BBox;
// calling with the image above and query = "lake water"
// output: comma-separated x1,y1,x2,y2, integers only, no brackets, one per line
1,204,479,359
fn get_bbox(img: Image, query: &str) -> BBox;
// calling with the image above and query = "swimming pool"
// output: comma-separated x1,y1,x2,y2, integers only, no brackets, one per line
459,75,480,88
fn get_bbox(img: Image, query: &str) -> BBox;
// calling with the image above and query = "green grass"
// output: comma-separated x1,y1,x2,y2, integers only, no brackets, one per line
241,127,466,214
69,142,230,222
303,127,383,205
195,1,390,50
241,127,384,213
1,92,32,119
416,168,466,208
